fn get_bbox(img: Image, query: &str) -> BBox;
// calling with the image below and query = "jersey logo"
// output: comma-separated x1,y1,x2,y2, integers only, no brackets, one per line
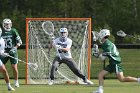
57,43,67,48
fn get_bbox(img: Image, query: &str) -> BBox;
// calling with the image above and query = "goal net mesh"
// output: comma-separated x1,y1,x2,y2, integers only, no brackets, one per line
26,18,91,84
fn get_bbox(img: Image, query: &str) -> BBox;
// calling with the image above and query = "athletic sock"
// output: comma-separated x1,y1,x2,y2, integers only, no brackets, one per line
99,86,103,90
7,83,11,87
15,80,19,84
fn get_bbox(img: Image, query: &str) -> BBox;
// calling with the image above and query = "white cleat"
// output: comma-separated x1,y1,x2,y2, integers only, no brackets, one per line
8,86,15,91
48,80,54,85
91,88,103,93
83,79,94,85
15,82,19,87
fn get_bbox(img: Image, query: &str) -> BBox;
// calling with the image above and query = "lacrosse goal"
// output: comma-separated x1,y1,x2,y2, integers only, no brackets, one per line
26,18,92,84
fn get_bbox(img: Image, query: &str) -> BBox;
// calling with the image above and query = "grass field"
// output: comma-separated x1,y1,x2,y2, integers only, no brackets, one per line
0,79,140,93
0,49,140,93
0,49,140,79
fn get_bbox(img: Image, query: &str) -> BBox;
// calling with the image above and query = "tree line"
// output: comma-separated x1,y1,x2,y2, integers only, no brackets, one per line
0,0,139,44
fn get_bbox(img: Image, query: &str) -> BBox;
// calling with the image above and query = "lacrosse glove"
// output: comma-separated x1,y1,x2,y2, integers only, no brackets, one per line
92,44,99,58
9,47,17,55
99,53,106,61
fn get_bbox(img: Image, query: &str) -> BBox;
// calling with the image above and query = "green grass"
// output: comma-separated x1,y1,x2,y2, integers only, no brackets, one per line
0,79,140,93
0,49,140,93
91,49,140,78
0,49,140,79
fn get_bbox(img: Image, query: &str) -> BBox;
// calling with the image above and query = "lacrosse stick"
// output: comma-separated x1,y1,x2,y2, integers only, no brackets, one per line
103,60,106,79
92,31,99,42
42,21,62,60
7,54,38,71
117,30,140,40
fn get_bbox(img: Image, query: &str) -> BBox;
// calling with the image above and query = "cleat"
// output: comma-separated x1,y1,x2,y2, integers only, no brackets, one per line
15,82,19,87
8,86,15,91
91,88,103,93
83,78,94,85
48,80,54,85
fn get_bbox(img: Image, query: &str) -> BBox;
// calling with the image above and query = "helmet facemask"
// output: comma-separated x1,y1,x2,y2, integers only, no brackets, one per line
2,19,12,31
59,28,68,42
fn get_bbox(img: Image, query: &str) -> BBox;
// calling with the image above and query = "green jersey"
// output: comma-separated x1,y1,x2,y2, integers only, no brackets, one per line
1,28,22,51
101,39,121,64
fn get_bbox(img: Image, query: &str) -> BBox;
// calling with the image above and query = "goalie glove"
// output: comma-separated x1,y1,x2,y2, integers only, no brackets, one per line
99,53,106,61
55,45,62,50
92,44,99,58
9,47,17,55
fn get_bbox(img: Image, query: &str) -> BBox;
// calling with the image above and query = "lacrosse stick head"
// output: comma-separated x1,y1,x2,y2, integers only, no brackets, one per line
116,30,127,37
42,21,55,38
92,31,99,41
28,62,38,71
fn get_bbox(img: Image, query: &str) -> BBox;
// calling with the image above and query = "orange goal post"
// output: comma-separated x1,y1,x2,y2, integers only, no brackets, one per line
26,18,92,84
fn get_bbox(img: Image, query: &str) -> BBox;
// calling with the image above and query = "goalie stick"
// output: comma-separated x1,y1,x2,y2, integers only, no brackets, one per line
117,30,140,41
42,21,62,60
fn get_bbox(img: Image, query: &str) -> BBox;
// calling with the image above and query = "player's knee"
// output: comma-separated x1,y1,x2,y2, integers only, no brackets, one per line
118,77,125,82
98,73,104,79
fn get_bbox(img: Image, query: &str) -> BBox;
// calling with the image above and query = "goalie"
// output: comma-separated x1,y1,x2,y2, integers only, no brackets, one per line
92,29,140,93
48,28,93,85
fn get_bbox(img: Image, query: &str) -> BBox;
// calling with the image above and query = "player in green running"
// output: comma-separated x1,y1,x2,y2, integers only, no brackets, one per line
92,29,140,93
1,18,22,88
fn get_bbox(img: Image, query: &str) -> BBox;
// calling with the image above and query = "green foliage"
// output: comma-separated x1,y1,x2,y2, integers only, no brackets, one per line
0,0,140,44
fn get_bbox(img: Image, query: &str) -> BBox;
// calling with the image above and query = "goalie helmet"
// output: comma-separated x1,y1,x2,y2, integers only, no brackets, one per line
99,29,110,42
2,18,12,31
60,28,68,37
59,28,68,42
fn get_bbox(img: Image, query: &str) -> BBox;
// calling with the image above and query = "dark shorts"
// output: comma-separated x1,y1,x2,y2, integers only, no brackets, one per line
104,60,123,73
0,52,18,64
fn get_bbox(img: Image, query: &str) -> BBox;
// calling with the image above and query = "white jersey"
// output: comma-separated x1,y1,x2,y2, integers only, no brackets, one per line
0,37,5,66
54,37,72,58
0,37,5,53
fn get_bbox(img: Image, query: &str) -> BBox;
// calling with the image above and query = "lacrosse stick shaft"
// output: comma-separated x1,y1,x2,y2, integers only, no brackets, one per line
103,60,106,79
117,30,140,40
7,54,38,70
127,34,140,40
7,54,26,64
103,60,105,69
52,39,62,60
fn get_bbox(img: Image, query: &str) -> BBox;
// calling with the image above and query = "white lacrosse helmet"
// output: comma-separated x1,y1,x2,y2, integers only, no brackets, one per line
99,29,110,41
2,18,12,31
60,28,68,38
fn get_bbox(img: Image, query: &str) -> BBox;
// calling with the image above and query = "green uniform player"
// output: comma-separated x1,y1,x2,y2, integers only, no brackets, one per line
101,39,123,73
92,29,140,93
1,18,22,88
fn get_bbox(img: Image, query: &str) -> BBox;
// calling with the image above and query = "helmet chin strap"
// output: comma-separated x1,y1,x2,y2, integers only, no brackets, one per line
4,28,11,31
